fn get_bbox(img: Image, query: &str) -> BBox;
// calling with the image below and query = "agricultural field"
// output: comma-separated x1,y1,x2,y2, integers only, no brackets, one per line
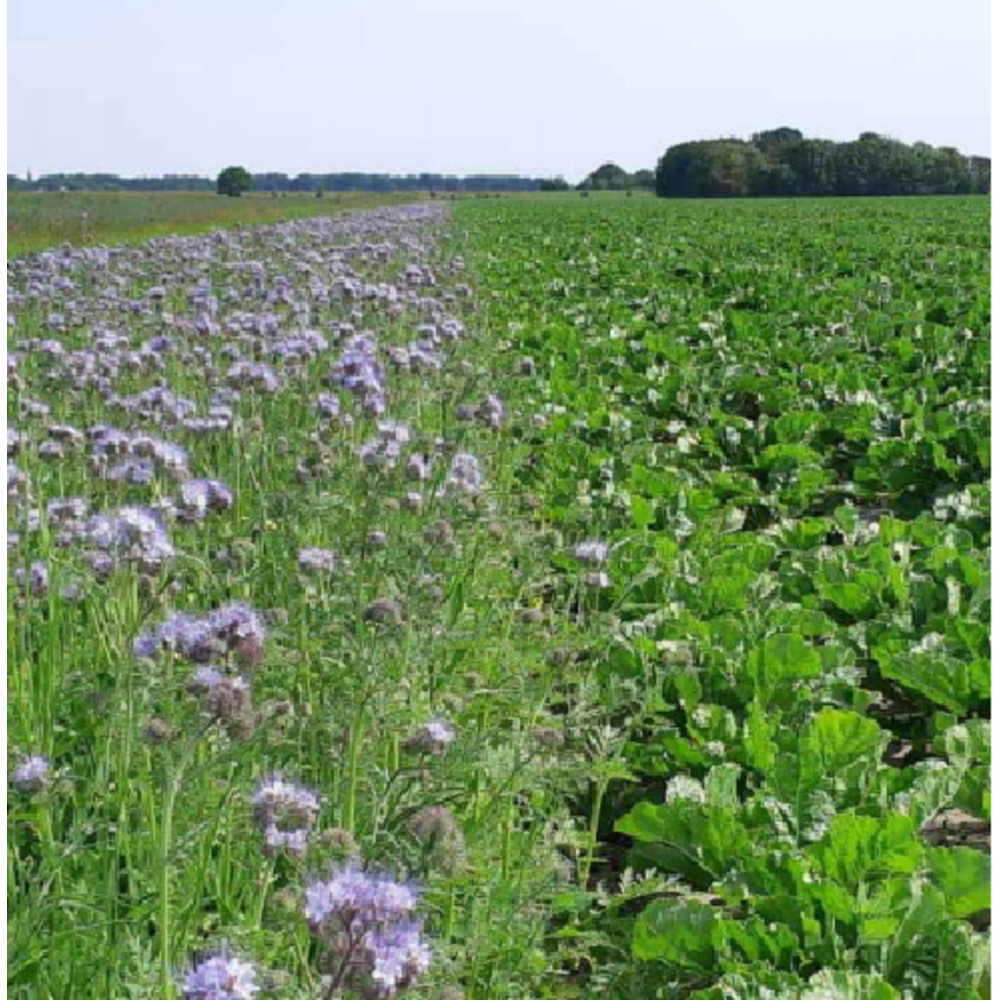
7,194,991,1000
6,191,429,259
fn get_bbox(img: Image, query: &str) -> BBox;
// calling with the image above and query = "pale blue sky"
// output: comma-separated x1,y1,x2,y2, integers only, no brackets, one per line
8,0,991,181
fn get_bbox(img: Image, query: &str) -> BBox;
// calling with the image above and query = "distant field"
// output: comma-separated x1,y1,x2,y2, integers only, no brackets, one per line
6,190,430,257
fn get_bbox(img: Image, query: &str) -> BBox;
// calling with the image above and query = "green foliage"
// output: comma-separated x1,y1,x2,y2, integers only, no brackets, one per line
7,190,424,257
578,162,655,191
9,191,990,999
456,193,989,999
655,130,989,198
216,165,253,197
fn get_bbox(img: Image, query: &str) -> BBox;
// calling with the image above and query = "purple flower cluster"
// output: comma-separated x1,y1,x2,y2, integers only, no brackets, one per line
298,547,338,575
330,332,387,416
445,452,484,496
251,775,320,857
225,361,280,394
574,540,612,589
359,421,411,470
134,601,266,667
304,866,430,997
12,754,52,794
574,540,609,565
14,560,49,598
182,952,259,1000
83,506,175,575
188,666,254,738
90,428,190,480
8,461,28,502
177,479,234,522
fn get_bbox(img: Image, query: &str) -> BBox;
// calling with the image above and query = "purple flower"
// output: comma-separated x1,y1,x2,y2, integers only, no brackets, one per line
298,547,337,574
182,953,259,1000
13,754,51,793
135,602,266,667
305,865,419,932
574,540,609,566
83,506,175,574
366,922,432,994
304,864,431,996
178,479,233,521
445,452,484,496
252,775,320,831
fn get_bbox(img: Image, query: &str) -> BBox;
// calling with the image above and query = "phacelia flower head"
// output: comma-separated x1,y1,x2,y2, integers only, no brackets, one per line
134,602,266,668
182,951,259,1000
178,479,233,522
304,863,431,996
12,754,52,794
252,774,320,856
188,666,254,737
445,452,484,496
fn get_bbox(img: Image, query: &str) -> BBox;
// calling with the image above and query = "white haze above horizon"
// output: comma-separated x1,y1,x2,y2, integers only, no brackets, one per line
7,0,991,182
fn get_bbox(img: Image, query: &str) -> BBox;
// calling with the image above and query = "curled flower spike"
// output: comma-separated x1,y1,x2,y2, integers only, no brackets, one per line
188,666,254,738
363,598,405,627
182,951,259,1000
404,719,456,756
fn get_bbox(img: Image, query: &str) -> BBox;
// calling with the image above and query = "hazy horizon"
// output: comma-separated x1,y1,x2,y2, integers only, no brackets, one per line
9,0,991,182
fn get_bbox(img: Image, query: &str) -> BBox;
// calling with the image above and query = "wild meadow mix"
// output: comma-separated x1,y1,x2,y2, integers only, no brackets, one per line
8,194,991,999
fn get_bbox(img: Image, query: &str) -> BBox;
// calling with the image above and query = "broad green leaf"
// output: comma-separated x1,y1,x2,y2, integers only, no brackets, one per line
926,846,990,919
616,799,752,883
801,970,900,1000
748,632,822,694
633,899,717,968
812,813,921,891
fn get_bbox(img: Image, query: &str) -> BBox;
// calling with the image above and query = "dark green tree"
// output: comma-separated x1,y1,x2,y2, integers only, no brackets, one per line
216,166,253,197
751,127,804,153
655,131,988,198
655,141,767,197
630,169,655,190
578,162,630,191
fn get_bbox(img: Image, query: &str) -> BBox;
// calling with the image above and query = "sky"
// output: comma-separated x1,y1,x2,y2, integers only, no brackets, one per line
7,0,992,182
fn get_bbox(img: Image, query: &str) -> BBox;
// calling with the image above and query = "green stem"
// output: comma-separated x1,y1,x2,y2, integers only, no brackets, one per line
580,777,607,888
343,719,363,835
160,773,177,999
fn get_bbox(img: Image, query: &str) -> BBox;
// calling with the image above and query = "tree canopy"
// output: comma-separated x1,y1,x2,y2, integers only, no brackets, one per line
216,166,253,197
577,163,656,192
655,130,990,198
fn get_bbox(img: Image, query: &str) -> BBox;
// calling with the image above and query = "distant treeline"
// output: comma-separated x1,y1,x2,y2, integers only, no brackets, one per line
569,163,655,191
7,172,546,193
655,129,990,198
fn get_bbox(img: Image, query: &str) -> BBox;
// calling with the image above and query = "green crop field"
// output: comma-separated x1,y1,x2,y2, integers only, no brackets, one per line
7,194,990,1000
6,190,431,258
